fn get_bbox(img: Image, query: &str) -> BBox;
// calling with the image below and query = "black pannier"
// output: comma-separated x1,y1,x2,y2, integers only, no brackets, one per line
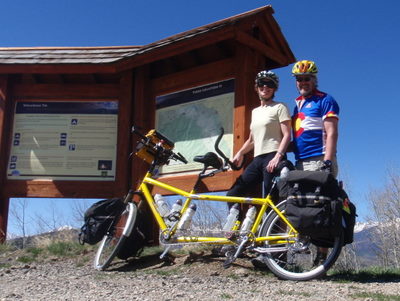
284,170,343,243
79,198,125,245
339,188,357,245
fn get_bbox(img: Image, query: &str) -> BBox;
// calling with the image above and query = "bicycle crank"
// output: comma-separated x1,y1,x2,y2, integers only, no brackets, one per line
223,235,249,269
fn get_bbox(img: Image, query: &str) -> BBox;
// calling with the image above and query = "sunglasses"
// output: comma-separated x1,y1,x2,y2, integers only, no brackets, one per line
296,77,312,82
257,80,277,89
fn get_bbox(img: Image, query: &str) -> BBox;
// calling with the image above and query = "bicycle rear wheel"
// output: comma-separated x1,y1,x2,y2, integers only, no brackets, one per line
94,202,137,270
258,200,343,281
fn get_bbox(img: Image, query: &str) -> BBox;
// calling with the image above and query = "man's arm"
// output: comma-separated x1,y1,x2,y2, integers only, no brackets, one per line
323,117,338,161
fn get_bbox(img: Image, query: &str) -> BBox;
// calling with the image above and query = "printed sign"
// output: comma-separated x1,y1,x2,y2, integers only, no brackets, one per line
7,101,118,181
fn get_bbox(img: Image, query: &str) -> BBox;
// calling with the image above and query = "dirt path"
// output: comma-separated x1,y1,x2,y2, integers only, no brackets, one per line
1,249,399,300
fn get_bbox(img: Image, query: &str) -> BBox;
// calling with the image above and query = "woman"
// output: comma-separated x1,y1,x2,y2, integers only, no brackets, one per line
227,70,291,200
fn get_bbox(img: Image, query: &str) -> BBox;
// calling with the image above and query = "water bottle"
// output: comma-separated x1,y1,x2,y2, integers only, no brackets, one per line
177,203,197,231
223,203,240,231
154,194,170,217
166,199,183,226
169,199,183,215
240,206,257,233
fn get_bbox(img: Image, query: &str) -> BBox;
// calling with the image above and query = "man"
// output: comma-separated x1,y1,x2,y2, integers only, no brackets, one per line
291,59,340,265
291,60,339,177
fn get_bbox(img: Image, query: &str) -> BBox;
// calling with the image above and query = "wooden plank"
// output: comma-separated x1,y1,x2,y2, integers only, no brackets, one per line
151,171,238,195
152,58,234,96
3,180,121,198
12,83,120,98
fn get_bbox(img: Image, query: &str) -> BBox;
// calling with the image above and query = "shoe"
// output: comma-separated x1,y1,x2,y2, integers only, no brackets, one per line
313,251,327,267
251,254,268,269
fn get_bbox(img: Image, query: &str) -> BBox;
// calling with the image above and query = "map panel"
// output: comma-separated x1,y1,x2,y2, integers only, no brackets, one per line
156,79,234,174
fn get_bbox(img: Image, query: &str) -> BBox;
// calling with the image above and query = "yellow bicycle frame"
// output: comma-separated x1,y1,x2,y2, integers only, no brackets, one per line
138,172,298,246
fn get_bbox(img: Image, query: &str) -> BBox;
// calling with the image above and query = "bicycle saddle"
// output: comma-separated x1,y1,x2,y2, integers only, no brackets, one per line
193,152,223,169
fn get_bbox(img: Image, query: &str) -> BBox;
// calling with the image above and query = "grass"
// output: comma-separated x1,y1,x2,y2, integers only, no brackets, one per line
0,240,93,267
350,292,400,301
220,293,233,299
330,266,400,282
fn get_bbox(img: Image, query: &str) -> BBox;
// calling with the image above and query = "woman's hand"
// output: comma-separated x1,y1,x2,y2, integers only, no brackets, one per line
266,153,282,173
231,152,244,168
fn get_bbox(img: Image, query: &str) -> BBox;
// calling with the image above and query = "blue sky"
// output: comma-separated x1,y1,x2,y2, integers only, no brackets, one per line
4,0,400,235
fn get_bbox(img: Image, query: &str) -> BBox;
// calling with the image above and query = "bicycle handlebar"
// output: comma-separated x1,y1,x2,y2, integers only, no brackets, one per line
214,127,244,171
132,126,242,169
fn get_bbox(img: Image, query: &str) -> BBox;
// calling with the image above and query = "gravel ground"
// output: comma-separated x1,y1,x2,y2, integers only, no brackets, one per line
1,249,399,301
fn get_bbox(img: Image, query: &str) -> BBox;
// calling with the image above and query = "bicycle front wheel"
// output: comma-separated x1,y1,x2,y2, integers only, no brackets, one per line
258,200,343,281
94,202,137,270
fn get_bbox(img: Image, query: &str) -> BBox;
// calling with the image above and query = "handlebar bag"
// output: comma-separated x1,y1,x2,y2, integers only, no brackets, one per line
284,170,342,242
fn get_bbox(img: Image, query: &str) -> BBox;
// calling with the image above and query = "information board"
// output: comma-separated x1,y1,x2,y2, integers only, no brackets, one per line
7,101,118,181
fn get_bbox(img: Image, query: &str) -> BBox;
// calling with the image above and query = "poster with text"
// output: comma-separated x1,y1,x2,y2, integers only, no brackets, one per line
156,79,234,174
7,101,118,181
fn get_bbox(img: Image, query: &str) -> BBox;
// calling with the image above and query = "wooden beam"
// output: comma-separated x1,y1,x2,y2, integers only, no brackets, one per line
0,75,9,242
115,27,236,73
235,29,289,66
12,83,120,98
263,14,296,63
256,15,280,51
114,71,134,193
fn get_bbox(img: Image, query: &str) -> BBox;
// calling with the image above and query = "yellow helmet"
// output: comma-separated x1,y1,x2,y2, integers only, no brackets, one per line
292,60,318,76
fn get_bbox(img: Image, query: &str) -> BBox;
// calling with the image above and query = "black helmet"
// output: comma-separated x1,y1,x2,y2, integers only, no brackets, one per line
255,70,279,89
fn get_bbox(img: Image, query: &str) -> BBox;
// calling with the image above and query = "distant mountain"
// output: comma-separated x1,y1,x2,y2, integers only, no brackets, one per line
351,220,400,266
7,227,80,249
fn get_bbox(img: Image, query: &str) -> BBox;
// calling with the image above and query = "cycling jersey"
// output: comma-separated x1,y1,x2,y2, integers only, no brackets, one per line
292,90,339,160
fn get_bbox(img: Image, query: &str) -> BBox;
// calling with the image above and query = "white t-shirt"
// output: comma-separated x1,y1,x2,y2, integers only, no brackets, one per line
250,101,291,157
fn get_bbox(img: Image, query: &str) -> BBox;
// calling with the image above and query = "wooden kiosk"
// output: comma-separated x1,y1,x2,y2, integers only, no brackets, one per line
0,5,295,241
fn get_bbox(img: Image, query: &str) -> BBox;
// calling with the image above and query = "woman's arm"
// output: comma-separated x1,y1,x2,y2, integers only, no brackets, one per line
266,120,291,173
231,131,254,167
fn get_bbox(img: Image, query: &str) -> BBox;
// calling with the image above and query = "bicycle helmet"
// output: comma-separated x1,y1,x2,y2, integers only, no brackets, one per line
255,70,279,89
292,60,318,76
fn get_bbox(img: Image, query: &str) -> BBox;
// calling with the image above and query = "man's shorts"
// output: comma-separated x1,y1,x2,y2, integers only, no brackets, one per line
295,155,338,178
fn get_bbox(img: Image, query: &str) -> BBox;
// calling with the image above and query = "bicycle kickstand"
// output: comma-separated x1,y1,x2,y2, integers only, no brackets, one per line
160,246,171,260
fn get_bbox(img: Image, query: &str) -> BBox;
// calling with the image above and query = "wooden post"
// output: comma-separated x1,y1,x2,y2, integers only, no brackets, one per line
0,75,9,242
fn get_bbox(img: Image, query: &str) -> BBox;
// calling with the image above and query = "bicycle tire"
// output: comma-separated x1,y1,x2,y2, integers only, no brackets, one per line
94,202,137,270
258,200,343,281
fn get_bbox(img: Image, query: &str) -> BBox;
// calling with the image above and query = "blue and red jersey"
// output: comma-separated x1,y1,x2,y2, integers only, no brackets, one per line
292,90,339,160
